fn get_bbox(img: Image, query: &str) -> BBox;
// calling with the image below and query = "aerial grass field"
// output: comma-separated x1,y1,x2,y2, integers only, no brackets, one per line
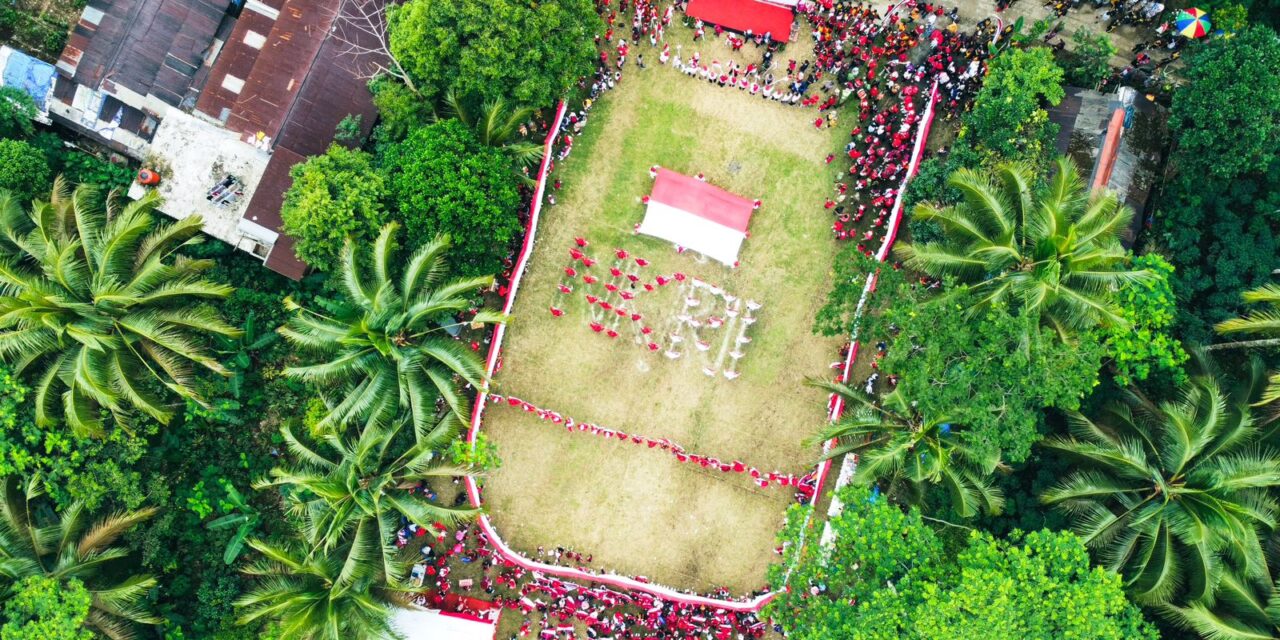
479,48,849,593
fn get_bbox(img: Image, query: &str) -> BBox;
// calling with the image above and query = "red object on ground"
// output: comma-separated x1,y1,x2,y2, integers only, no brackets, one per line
686,0,794,41
1091,108,1126,193
136,169,161,186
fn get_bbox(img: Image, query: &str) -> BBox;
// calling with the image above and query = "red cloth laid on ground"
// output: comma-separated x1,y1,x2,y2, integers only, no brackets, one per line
686,0,795,41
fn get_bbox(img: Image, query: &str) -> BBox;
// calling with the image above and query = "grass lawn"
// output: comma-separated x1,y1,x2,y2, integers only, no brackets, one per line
479,40,847,593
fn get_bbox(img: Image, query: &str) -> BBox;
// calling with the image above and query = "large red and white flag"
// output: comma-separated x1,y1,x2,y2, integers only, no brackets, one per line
638,169,755,267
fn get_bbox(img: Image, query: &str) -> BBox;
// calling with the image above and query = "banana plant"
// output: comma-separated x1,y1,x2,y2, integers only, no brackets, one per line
206,480,261,564
215,313,280,399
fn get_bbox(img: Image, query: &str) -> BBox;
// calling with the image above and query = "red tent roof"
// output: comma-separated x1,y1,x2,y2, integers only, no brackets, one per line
685,0,794,41
650,169,754,233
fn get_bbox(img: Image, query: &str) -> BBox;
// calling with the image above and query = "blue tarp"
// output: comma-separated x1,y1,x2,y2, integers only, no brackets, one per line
2,48,55,111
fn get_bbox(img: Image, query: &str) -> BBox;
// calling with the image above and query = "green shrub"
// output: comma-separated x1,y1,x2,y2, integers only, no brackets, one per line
380,119,522,277
280,144,389,272
0,138,51,201
0,86,37,139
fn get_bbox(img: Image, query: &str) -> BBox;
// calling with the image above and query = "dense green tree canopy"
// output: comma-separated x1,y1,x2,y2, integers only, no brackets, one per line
1157,155,1280,343
767,486,1157,640
388,0,602,108
900,157,1148,336
380,119,523,278
812,246,894,338
0,475,161,639
256,414,479,586
0,576,94,640
0,363,152,510
279,225,503,430
954,47,1064,168
0,184,239,436
1042,369,1280,606
1170,26,1280,181
370,76,436,144
809,382,1004,517
281,144,389,273
0,139,50,203
1155,28,1280,342
903,46,1066,243
1102,253,1189,387
0,87,38,141
880,291,1104,464
235,524,400,640
1062,30,1117,88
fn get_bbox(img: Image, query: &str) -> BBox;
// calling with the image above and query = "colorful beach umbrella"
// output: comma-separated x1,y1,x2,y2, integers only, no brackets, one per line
1176,8,1211,38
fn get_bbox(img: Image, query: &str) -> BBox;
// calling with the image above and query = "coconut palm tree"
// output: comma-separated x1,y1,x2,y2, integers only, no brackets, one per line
1213,284,1280,405
807,380,1004,517
441,89,544,178
254,412,479,586
279,223,504,432
897,156,1150,337
1213,284,1280,351
0,182,240,436
1162,570,1280,640
235,526,403,640
0,475,160,640
1040,371,1280,606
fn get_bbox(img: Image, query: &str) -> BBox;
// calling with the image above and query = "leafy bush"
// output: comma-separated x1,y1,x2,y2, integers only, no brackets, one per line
0,86,37,139
957,47,1064,169
389,0,602,107
0,576,94,640
1102,254,1189,386
0,364,152,510
1062,30,1116,88
370,76,436,145
135,397,282,639
0,138,51,201
334,113,365,146
27,132,135,193
448,430,502,471
380,119,523,277
280,144,389,272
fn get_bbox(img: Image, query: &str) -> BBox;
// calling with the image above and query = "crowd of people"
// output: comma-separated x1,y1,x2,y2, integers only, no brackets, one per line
798,0,996,248
487,393,820,496
401,519,777,638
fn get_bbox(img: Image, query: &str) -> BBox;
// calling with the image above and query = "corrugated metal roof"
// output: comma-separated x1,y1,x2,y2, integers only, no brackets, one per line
194,8,277,123
235,0,384,280
63,0,228,109
221,0,336,141
246,146,307,279
274,13,381,156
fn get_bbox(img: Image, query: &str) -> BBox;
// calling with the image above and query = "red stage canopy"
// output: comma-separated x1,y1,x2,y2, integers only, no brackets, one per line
685,0,795,41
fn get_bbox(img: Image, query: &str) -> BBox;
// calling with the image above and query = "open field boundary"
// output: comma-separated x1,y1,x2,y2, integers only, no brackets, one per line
462,78,940,612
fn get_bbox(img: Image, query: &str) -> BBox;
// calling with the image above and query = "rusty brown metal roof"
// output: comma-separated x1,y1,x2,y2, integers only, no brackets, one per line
274,16,381,156
62,0,228,110
235,0,384,280
195,7,278,123
243,146,306,279
220,0,337,142
265,235,308,280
